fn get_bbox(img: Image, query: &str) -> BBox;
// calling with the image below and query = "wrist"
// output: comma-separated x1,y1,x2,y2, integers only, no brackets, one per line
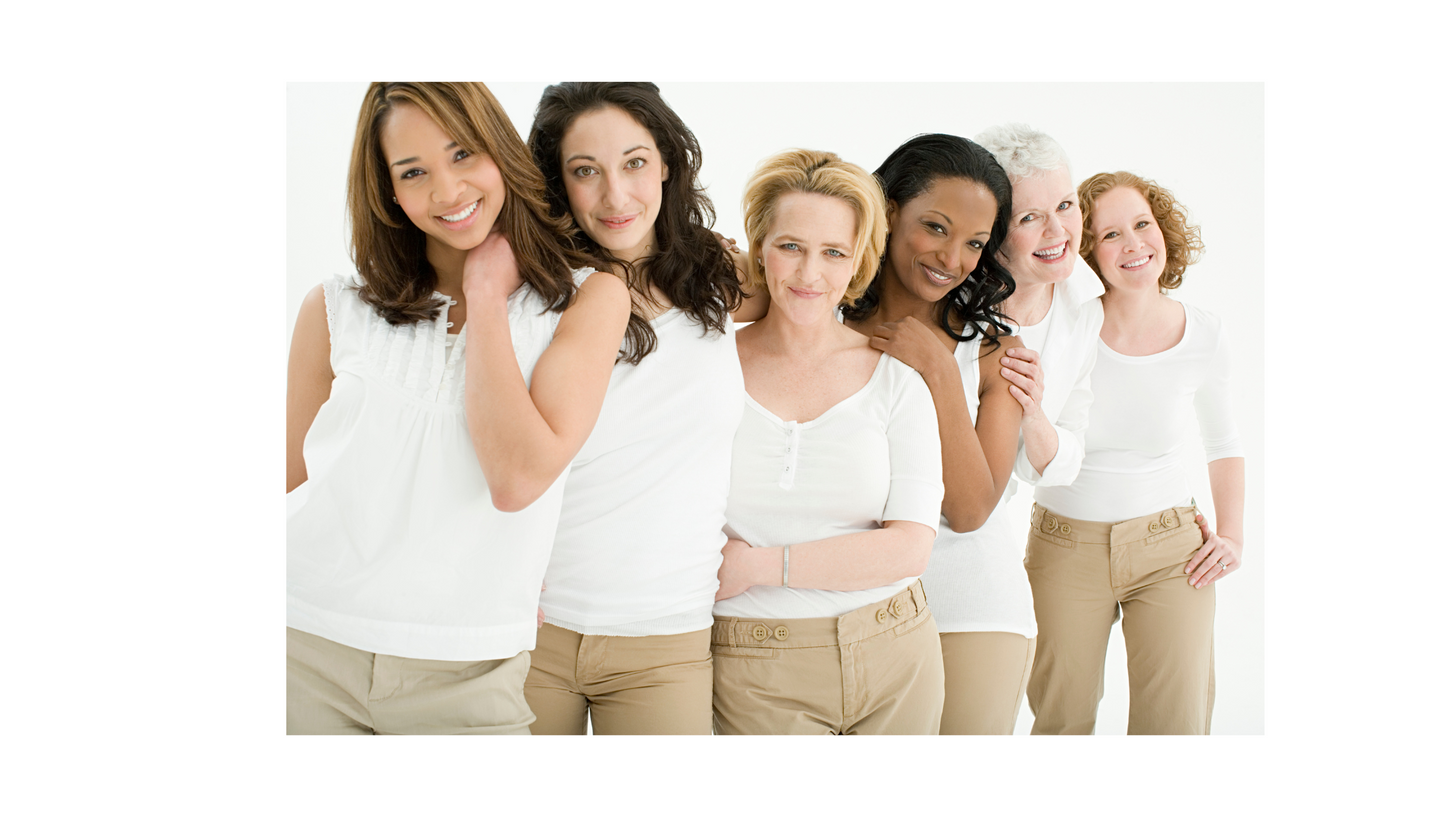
750,546,784,589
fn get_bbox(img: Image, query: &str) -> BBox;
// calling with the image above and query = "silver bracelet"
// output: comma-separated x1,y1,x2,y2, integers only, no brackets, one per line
782,545,790,588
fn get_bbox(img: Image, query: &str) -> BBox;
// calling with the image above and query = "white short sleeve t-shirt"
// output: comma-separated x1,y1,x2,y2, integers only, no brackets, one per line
713,354,944,621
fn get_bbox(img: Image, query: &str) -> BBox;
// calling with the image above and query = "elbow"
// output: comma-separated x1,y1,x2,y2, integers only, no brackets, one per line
905,539,934,577
941,501,986,534
486,476,552,513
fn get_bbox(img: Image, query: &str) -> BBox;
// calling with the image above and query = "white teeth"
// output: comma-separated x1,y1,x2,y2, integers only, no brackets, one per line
440,201,478,223
1123,256,1150,269
1034,245,1065,260
924,265,952,283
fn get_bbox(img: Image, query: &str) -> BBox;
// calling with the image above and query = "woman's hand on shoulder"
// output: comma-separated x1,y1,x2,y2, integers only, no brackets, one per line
998,344,1047,424
462,229,523,301
869,317,954,382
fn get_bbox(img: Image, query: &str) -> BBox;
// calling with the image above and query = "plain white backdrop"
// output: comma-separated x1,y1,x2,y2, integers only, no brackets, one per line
288,82,1266,734
7,1,1440,811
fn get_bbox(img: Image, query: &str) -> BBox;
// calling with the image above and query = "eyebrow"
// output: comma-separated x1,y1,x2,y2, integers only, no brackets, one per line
391,141,459,168
775,233,852,250
564,144,651,164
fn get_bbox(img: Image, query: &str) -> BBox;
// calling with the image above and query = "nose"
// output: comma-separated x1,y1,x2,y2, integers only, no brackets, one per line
796,252,824,284
430,164,468,204
601,173,628,209
937,236,964,273
1042,210,1065,240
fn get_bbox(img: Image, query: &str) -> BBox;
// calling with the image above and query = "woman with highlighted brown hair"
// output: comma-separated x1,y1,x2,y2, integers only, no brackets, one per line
521,82,766,735
711,148,946,735
1024,171,1245,734
285,82,630,734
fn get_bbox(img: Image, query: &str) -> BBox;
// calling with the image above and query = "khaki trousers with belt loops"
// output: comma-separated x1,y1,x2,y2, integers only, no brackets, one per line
711,580,945,735
1024,504,1215,735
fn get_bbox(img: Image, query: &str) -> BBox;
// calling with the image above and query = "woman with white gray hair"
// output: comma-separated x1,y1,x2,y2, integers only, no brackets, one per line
909,124,1106,733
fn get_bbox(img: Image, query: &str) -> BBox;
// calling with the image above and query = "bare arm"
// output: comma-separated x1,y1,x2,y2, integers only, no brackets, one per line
716,520,935,600
717,233,770,323
1185,457,1245,588
286,284,333,493
871,318,1023,532
462,235,632,512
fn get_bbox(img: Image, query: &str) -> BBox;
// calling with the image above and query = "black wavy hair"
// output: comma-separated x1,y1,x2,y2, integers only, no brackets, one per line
841,133,1015,347
528,82,742,364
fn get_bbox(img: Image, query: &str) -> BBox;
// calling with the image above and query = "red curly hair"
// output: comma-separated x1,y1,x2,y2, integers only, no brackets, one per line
1078,171,1203,291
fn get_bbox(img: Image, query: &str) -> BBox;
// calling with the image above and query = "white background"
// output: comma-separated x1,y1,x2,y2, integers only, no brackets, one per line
289,82,1267,734
7,2,1437,811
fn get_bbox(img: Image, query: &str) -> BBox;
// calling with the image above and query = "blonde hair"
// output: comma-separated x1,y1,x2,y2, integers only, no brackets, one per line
740,149,887,306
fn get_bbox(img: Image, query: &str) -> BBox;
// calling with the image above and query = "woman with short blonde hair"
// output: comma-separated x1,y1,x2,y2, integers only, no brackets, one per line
711,148,946,735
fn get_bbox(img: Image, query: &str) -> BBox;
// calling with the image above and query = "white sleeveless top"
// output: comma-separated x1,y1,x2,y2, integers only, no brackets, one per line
920,337,1037,637
287,270,592,661
541,309,746,636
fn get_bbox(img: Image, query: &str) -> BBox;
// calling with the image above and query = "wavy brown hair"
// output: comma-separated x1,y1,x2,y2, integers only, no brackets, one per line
1078,170,1204,292
347,82,592,325
528,82,742,364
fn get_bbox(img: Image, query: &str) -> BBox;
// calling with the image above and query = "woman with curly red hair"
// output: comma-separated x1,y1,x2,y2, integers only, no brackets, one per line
1024,171,1246,734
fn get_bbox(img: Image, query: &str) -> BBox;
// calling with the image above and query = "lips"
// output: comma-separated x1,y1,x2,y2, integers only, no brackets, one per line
598,214,639,230
921,262,956,286
1033,241,1068,262
788,287,824,299
1122,254,1153,270
436,199,480,228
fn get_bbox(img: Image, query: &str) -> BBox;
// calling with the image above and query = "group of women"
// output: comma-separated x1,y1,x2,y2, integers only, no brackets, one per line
285,82,1246,736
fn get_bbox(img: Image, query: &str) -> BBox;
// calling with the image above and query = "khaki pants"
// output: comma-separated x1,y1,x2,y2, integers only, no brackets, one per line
286,627,533,735
938,631,1036,735
712,581,945,735
1024,505,1215,735
524,623,714,735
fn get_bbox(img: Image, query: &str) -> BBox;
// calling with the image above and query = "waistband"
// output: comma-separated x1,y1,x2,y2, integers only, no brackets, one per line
711,581,929,649
1030,504,1199,546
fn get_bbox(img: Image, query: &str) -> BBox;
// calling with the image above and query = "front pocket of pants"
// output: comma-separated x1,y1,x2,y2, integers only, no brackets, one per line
710,644,778,660
1027,528,1075,551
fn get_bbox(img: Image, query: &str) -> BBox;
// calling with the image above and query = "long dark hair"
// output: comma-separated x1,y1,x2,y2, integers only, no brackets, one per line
347,82,590,325
841,133,1015,347
528,82,742,364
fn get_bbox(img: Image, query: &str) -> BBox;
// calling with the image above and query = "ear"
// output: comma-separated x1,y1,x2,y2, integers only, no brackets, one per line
661,162,670,183
885,199,899,232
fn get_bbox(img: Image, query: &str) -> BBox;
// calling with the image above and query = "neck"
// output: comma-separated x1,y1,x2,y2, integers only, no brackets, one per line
1001,279,1053,326
753,307,853,359
426,239,466,298
1102,285,1168,327
613,229,657,268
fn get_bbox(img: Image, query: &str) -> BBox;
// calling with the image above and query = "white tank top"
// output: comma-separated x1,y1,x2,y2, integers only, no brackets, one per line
287,270,591,661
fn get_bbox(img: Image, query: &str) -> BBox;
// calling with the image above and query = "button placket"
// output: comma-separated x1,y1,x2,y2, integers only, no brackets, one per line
778,423,800,489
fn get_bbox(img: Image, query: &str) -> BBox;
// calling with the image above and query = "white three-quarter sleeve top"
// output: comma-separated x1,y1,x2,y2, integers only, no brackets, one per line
1035,300,1243,522
713,354,944,621
286,271,589,662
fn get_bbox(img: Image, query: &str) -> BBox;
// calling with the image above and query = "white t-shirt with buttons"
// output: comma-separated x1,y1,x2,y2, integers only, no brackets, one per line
713,354,944,621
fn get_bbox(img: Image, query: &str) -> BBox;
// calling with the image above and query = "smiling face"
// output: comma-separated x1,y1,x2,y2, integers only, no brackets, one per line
559,105,668,265
380,102,505,259
885,177,997,304
997,165,1082,287
760,192,859,326
1087,185,1168,291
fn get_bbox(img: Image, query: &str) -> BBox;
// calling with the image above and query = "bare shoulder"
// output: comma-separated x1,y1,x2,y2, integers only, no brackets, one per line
291,283,332,359
560,270,632,330
977,333,1023,384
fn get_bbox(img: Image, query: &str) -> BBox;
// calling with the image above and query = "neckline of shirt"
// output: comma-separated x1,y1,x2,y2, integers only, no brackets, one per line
1098,300,1192,363
744,352,890,429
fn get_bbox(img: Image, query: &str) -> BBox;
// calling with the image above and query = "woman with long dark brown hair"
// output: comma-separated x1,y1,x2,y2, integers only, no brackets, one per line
521,82,766,734
285,82,630,734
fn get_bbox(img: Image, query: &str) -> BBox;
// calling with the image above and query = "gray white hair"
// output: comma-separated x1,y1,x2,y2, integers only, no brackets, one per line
974,123,1071,182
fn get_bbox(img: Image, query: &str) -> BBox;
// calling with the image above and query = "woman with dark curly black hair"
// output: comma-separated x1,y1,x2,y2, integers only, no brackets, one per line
1024,171,1244,734
521,82,765,735
841,133,1030,734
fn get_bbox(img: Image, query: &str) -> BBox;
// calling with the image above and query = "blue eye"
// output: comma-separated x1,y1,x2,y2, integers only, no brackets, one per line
1019,213,1035,224
1058,200,1073,211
